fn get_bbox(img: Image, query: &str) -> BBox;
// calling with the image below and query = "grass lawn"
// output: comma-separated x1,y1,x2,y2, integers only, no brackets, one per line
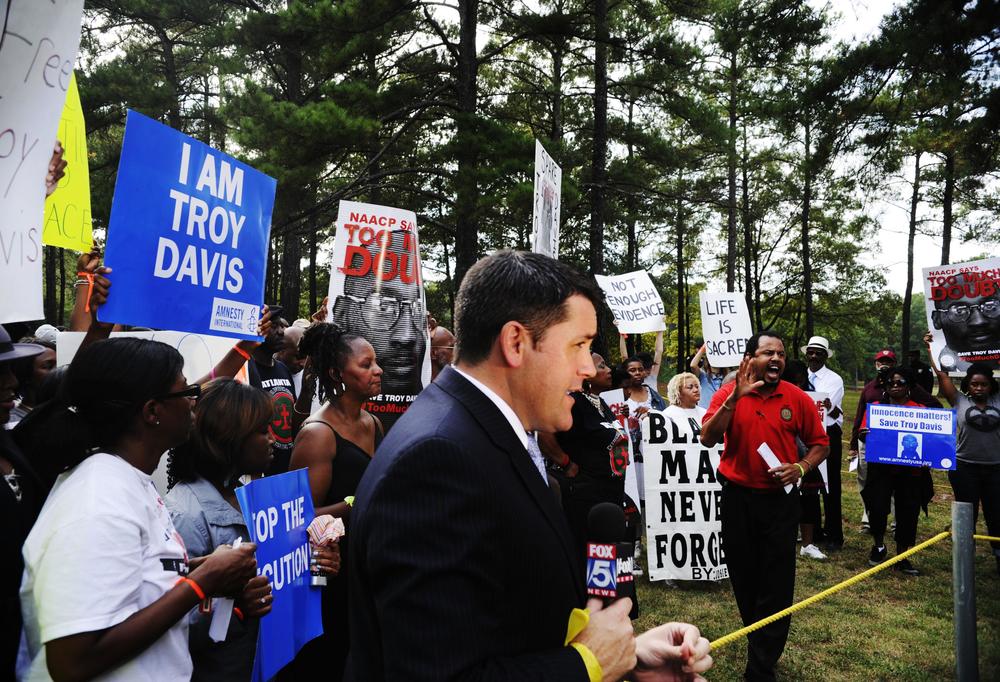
635,388,1000,681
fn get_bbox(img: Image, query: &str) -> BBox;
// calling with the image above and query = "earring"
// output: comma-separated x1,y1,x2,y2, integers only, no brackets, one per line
154,420,161,426
340,381,346,394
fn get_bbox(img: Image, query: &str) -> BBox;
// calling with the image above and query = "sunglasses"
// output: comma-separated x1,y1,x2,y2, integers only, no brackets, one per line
155,384,201,401
886,379,908,387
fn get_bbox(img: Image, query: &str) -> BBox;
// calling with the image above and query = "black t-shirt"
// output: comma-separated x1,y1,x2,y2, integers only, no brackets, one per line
248,359,296,475
1,432,44,679
555,392,624,484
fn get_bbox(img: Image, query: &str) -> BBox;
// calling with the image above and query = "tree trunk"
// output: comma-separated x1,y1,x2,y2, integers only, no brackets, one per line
308,228,318,314
453,0,480,290
726,50,738,292
902,153,922,358
801,114,814,339
58,249,66,325
740,124,753,319
941,150,954,265
589,0,608,278
43,246,57,322
675,179,686,374
152,24,182,130
550,45,564,143
280,231,301,316
625,99,637,272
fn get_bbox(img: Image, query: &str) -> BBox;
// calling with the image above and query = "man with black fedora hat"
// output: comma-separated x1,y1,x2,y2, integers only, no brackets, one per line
0,325,47,680
802,335,845,548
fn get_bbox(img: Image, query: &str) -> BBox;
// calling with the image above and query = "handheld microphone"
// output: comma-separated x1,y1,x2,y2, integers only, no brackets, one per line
585,503,638,618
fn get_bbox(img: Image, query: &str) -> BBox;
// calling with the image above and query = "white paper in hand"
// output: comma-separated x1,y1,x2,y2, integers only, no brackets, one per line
757,442,793,493
849,457,859,473
208,538,241,642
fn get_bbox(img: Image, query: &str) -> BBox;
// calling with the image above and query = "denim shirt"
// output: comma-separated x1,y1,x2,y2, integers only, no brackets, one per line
165,477,256,682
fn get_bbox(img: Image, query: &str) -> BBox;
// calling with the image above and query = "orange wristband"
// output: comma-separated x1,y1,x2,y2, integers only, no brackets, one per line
232,345,252,361
233,607,245,621
76,272,95,313
175,576,206,601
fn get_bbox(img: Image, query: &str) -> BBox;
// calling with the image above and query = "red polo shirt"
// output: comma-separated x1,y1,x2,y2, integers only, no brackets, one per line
703,380,829,489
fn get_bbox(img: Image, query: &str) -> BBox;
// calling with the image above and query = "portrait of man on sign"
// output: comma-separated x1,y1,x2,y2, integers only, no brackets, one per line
330,227,429,429
930,271,1000,373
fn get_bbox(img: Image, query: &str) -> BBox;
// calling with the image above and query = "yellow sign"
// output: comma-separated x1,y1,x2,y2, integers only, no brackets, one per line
42,72,93,251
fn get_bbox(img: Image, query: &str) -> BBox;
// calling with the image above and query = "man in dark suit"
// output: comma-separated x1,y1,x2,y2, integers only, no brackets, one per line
347,251,712,682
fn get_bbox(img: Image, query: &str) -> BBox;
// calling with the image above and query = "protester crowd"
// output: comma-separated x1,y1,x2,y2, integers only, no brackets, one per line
2,241,998,682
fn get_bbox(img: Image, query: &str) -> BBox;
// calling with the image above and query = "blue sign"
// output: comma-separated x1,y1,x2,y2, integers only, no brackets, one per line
864,404,957,470
102,110,275,340
235,469,323,682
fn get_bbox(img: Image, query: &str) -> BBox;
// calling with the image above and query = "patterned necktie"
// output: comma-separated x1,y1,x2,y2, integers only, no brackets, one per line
526,433,549,487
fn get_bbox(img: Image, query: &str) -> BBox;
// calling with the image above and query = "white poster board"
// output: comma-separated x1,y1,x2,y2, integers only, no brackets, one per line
531,140,560,258
642,410,727,582
595,270,666,334
699,292,752,368
922,257,1000,376
325,200,430,431
0,0,86,322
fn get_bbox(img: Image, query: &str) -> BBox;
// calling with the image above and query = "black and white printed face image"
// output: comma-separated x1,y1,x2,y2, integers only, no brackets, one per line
537,183,554,254
932,281,1000,354
332,229,427,395
897,432,922,461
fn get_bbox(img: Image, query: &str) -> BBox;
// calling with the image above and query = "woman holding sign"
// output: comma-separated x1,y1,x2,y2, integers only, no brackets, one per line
924,332,1000,575
858,367,933,576
165,379,343,682
19,338,259,682
284,322,384,680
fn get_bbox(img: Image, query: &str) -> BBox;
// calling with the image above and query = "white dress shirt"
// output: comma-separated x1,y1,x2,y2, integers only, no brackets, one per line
808,364,845,428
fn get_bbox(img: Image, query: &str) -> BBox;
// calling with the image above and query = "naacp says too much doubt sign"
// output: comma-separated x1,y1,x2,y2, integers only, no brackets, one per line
102,111,275,340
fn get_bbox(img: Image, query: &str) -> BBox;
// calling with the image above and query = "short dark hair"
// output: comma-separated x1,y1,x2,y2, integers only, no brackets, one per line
635,351,654,370
880,365,914,389
454,251,603,365
744,331,783,357
960,363,999,395
20,338,183,473
167,379,272,489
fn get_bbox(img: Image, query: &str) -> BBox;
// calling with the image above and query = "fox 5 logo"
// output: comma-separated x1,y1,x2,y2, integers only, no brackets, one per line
586,543,617,597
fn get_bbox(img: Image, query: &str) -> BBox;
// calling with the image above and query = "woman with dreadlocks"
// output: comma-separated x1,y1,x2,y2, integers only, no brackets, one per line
280,323,384,680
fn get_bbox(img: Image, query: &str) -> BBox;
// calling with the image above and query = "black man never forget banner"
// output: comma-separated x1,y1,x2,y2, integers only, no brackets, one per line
642,410,728,582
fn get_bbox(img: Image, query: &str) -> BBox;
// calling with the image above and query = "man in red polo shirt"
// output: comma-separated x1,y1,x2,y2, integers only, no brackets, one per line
701,331,829,682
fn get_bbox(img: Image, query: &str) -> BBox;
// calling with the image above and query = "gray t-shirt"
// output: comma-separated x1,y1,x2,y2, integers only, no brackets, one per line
955,393,1000,465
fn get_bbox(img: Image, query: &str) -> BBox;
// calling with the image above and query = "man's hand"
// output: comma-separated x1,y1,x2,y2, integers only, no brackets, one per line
732,355,764,401
849,448,859,460
768,463,801,487
823,397,832,410
633,622,712,682
236,575,273,619
573,598,636,682
311,296,329,323
45,141,67,196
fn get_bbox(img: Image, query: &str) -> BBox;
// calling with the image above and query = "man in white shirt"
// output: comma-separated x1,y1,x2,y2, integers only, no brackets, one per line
803,335,846,549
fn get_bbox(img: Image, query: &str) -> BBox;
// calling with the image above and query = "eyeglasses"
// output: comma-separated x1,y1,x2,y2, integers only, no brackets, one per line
886,379,908,387
339,293,425,333
936,300,1000,324
155,384,201,401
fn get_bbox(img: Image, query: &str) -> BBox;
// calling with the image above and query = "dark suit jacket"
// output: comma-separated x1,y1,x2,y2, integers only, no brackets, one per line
346,367,590,682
